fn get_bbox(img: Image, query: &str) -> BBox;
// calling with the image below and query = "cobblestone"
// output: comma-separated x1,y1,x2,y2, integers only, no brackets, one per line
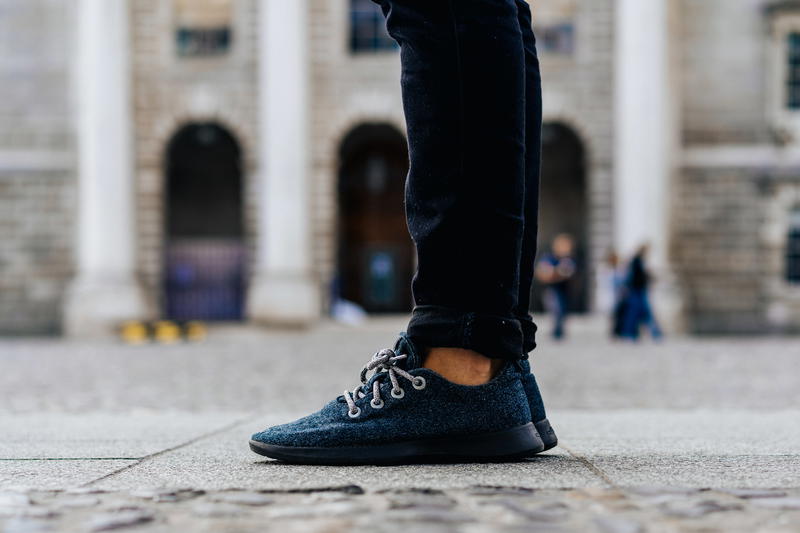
658,498,744,518
593,516,644,533
0,487,798,533
208,491,273,506
752,497,800,511
86,509,154,532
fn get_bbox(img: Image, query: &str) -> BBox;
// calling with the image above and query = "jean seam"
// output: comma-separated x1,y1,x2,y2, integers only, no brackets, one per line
446,0,466,187
463,312,475,347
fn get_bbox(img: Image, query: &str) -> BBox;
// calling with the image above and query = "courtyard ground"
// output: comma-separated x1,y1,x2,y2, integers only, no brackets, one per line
1,316,799,532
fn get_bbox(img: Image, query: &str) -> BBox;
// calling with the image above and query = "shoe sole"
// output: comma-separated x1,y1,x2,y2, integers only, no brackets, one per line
532,418,558,453
249,422,545,465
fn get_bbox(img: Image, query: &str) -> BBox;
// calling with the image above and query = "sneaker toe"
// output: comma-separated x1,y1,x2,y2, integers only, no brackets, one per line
251,406,343,447
250,426,282,446
251,419,318,447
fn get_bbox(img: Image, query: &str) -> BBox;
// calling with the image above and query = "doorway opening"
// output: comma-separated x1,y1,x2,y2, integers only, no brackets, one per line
337,124,413,313
532,122,590,313
164,122,245,321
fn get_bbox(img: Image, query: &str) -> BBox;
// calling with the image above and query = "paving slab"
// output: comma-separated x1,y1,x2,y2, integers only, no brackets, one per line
587,455,800,488
553,410,800,488
2,410,798,493
92,415,607,491
14,409,789,492
0,413,249,459
553,410,800,456
0,460,137,490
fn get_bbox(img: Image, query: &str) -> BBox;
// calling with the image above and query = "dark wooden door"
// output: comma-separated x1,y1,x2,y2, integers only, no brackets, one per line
338,125,413,313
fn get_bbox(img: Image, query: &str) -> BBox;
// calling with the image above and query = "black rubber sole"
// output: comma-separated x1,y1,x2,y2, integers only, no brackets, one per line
532,418,558,453
249,422,545,465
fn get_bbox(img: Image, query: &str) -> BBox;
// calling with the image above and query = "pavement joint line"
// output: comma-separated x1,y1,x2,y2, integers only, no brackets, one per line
79,413,260,488
0,457,141,461
557,442,618,488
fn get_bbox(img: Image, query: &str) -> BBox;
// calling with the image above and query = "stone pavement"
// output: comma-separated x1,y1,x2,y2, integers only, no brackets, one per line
1,317,799,532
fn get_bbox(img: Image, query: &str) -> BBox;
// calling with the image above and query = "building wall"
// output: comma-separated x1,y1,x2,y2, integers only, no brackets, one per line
0,0,75,334
672,167,768,333
308,0,406,311
536,0,616,309
130,0,260,317
680,0,771,144
8,0,796,335
675,0,800,332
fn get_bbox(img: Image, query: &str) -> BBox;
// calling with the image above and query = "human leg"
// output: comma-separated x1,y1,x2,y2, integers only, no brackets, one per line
554,287,569,339
513,0,543,356
250,0,544,463
382,0,528,362
622,291,643,340
500,0,557,451
641,291,663,339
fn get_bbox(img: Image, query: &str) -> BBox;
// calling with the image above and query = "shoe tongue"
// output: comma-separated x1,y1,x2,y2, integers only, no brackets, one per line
393,332,423,370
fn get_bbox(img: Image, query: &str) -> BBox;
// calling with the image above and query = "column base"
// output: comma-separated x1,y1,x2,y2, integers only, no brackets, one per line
63,277,148,337
651,270,686,335
248,272,320,327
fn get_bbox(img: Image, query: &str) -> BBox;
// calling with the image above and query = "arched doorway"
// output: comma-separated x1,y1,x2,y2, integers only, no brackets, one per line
337,124,413,313
164,122,245,321
532,122,590,313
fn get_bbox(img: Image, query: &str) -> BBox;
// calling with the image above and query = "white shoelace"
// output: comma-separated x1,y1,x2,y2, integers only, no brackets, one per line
343,348,426,418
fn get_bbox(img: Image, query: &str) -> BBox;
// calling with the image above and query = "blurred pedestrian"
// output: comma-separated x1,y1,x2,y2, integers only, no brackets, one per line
599,249,627,338
536,234,576,340
620,244,662,341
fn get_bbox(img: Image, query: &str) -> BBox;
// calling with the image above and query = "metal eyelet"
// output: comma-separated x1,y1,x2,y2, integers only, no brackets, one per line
391,387,405,399
412,376,426,390
370,398,384,409
347,406,361,418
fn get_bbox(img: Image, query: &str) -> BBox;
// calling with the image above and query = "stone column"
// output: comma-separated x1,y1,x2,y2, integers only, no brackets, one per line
248,0,319,325
614,0,683,330
64,0,146,336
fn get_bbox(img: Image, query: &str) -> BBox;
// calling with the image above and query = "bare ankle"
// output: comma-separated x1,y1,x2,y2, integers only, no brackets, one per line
423,347,504,386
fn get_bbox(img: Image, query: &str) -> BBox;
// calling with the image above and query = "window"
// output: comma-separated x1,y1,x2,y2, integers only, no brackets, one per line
787,33,800,108
539,23,575,55
786,207,800,283
769,11,800,135
176,27,231,56
350,0,397,53
174,0,233,57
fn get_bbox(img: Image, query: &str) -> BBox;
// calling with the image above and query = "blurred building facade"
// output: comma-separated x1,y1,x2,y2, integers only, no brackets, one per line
1,0,800,335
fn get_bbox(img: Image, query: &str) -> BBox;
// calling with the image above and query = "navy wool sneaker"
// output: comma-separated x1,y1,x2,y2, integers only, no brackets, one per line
250,334,545,464
517,357,558,452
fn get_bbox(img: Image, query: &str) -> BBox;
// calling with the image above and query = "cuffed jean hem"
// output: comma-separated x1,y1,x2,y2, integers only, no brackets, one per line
407,305,525,361
518,314,538,356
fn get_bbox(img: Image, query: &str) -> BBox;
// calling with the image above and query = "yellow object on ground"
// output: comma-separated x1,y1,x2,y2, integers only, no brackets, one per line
154,321,182,344
185,321,208,342
120,321,149,345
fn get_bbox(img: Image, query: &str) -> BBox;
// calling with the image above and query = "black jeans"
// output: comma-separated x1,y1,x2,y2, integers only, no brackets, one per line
376,0,541,361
